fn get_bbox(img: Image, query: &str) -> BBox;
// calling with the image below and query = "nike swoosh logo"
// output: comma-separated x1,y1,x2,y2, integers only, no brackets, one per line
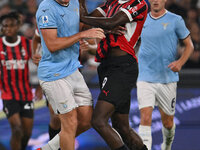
60,14,65,17
42,9,49,12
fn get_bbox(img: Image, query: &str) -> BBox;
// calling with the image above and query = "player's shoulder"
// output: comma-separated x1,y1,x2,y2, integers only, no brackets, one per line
37,0,55,13
166,11,183,20
19,35,31,42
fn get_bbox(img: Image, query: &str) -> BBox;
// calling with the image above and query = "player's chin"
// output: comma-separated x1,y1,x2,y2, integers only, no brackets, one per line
5,34,14,37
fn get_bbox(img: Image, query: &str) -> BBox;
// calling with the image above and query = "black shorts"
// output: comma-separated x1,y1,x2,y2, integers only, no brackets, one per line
3,100,34,119
97,54,138,114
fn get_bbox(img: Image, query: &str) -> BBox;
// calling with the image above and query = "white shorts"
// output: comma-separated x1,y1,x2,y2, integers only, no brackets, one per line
39,70,93,114
137,81,177,115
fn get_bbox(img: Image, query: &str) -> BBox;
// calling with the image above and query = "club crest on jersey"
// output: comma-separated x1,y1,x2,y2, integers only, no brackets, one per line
42,16,48,27
162,23,169,30
130,6,138,17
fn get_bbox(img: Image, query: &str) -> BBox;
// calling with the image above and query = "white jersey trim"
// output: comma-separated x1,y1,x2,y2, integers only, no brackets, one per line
35,29,40,37
2,36,21,47
96,7,106,17
120,8,133,22
150,10,168,20
124,22,137,42
118,0,129,4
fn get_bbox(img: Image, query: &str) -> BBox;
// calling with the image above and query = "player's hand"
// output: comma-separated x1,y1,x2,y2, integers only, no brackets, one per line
168,61,182,72
81,28,105,40
80,40,90,52
105,26,127,35
32,53,41,66
34,86,43,101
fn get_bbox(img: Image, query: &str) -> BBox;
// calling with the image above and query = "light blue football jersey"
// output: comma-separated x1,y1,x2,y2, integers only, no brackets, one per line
137,11,190,83
36,0,81,81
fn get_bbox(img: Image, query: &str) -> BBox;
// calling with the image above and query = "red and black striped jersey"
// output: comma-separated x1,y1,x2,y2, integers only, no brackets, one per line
0,36,33,101
95,0,148,62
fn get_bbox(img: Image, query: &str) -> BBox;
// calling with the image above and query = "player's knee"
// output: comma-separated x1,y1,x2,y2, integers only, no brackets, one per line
91,117,106,131
79,120,91,132
140,114,152,125
51,115,61,127
62,118,78,132
12,126,23,138
163,120,174,129
112,123,128,135
24,130,32,139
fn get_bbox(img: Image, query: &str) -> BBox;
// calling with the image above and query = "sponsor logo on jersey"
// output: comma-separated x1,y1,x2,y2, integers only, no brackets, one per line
1,60,27,70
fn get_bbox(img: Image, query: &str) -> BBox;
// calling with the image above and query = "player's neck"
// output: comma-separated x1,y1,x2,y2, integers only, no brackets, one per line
150,9,167,19
5,36,18,43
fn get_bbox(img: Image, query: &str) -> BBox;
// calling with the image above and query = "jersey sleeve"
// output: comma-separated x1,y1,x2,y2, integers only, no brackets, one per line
96,0,112,17
36,5,57,29
120,0,147,22
175,16,190,40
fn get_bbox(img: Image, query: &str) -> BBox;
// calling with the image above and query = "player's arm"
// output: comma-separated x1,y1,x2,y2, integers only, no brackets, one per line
32,31,41,54
79,0,104,17
81,11,129,30
81,1,147,30
40,28,105,53
168,35,194,72
32,30,42,66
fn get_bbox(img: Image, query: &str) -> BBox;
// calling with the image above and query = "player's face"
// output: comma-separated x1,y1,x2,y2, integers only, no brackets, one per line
149,0,166,12
1,18,19,37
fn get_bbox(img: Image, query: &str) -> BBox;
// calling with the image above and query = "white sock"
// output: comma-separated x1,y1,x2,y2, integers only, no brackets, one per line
139,125,152,150
48,134,60,150
161,123,176,150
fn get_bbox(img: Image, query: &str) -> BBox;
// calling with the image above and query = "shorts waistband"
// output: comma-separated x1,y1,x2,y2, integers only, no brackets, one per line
100,54,137,66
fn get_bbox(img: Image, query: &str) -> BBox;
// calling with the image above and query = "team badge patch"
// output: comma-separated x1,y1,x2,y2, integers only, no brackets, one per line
42,16,48,27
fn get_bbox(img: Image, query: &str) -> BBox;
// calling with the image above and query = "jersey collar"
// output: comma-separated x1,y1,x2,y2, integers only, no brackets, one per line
2,36,21,47
150,10,168,20
118,0,130,4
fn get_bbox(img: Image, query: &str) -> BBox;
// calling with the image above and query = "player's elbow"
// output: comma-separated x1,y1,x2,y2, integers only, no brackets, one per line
46,42,57,53
103,21,117,30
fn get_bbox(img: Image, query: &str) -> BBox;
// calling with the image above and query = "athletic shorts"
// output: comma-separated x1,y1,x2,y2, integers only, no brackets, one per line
3,100,34,119
97,54,138,114
137,81,177,115
39,70,93,114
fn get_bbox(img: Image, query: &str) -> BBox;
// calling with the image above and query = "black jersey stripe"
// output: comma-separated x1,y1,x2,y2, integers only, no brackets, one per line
99,40,107,56
132,4,147,19
12,46,23,100
106,35,112,53
107,1,118,17
26,39,31,57
130,0,140,7
113,34,118,42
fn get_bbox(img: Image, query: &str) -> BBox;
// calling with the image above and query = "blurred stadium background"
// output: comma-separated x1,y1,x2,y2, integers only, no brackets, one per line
0,0,199,150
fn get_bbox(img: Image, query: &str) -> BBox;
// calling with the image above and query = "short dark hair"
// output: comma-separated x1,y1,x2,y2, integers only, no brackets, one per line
0,11,20,25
